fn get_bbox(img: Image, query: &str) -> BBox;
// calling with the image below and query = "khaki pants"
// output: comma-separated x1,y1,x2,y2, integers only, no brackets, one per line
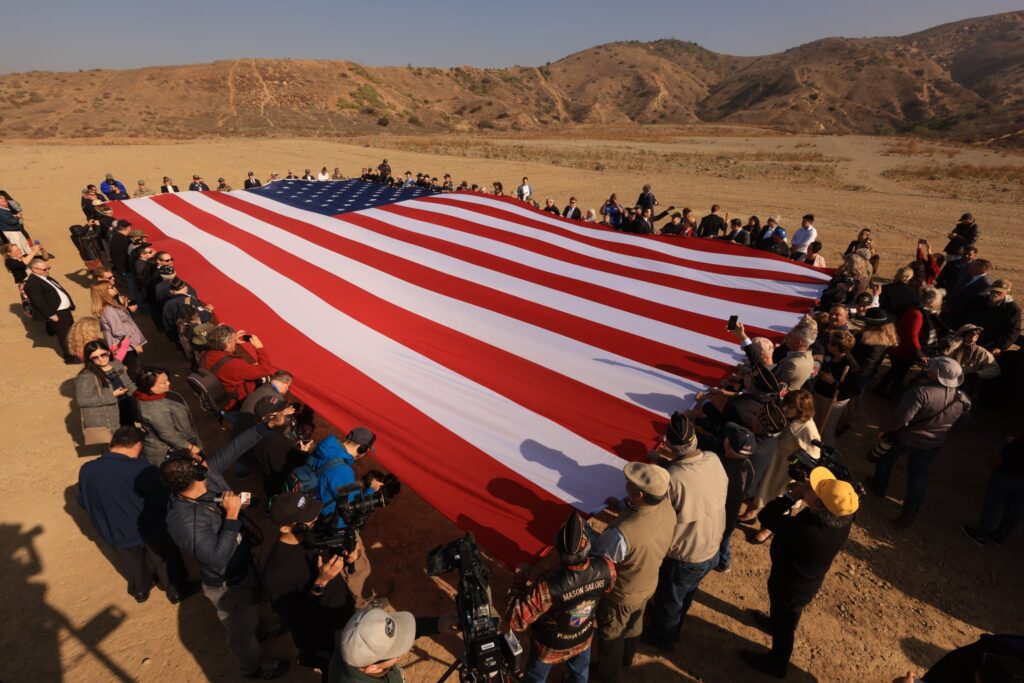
595,598,646,683
344,534,379,608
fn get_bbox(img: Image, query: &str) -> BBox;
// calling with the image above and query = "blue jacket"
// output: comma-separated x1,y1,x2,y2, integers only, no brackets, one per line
77,451,168,548
100,179,128,198
310,435,372,527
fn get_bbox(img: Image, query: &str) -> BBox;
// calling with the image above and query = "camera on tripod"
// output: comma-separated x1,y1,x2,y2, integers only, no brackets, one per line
787,440,867,497
309,471,401,563
428,533,521,682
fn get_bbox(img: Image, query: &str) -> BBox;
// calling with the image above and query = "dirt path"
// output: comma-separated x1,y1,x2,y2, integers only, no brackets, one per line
0,136,1021,682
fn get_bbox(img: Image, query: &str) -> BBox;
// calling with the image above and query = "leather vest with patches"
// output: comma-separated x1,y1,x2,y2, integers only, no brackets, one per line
533,557,614,651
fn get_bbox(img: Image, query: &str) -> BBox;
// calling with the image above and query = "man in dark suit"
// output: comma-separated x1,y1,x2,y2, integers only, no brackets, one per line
696,204,727,239
24,258,78,363
562,196,582,220
160,176,179,194
188,175,210,192
946,259,993,325
243,172,262,189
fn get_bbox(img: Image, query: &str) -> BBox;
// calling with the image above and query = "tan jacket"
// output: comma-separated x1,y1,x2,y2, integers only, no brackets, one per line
775,349,814,390
665,452,728,564
607,498,676,606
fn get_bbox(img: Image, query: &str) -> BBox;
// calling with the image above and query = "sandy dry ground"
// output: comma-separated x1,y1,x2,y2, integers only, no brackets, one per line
0,134,1022,683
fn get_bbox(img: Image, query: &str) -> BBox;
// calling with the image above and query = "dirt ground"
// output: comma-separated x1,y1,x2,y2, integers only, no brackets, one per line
1,131,1022,683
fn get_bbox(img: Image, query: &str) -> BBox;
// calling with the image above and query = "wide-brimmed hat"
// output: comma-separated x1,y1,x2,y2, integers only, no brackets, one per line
928,356,964,388
862,307,893,326
955,324,983,336
190,322,217,346
990,279,1012,294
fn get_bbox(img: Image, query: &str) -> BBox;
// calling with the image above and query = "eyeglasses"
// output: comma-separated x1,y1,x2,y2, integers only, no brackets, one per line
89,352,110,361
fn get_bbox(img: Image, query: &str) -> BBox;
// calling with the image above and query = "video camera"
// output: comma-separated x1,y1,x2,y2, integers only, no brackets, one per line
428,534,521,682
787,440,867,498
309,471,401,563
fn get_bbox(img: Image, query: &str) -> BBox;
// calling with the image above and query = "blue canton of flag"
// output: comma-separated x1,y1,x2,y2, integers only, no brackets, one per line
246,179,436,216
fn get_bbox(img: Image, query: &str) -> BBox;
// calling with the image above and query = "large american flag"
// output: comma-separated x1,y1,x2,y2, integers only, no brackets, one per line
112,180,829,565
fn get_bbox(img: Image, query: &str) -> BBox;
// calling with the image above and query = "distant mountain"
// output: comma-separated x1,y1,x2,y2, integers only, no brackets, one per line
1,11,1021,144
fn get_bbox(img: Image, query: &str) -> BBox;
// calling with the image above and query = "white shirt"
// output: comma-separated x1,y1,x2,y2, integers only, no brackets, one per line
35,274,72,311
517,184,531,201
317,172,330,181
791,225,817,252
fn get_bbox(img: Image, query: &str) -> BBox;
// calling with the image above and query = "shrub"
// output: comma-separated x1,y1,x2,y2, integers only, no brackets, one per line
377,116,390,127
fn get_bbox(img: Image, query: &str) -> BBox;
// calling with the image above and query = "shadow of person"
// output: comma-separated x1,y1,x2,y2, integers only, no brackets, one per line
518,439,623,513
61,484,127,587
175,588,241,681
7,301,35,335
625,391,689,414
65,269,94,289
901,635,949,670
0,522,134,682
472,482,567,567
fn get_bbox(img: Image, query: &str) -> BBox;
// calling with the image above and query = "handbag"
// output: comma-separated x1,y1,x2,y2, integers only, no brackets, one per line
82,425,113,446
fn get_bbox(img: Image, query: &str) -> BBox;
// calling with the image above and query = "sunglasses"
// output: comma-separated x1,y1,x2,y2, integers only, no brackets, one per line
157,258,174,263
89,352,110,361
33,266,52,271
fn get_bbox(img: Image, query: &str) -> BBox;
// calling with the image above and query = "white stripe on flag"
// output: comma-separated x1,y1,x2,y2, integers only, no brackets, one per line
130,197,639,511
177,192,708,412
401,198,825,299
434,193,832,281
230,190,800,335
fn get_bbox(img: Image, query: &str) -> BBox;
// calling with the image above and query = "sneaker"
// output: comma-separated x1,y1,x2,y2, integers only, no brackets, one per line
714,564,731,574
244,659,290,680
961,525,986,546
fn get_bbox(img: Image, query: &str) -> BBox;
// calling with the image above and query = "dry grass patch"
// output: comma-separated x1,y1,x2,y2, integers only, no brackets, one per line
881,162,1024,202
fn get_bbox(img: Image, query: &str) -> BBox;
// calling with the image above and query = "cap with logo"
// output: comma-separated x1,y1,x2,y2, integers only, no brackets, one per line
724,422,755,457
254,395,288,419
809,467,859,516
269,491,323,527
339,608,416,668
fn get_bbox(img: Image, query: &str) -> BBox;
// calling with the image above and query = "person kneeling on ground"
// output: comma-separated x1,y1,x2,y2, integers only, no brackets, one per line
331,607,458,682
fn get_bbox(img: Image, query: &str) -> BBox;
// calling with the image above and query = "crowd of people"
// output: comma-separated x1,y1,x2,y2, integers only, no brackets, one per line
1,166,1022,682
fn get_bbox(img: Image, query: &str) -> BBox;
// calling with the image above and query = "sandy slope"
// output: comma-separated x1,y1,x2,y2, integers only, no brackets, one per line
0,134,1021,683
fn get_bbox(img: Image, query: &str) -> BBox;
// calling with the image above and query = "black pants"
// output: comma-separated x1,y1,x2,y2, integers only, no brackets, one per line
111,535,186,598
768,589,804,672
45,308,75,358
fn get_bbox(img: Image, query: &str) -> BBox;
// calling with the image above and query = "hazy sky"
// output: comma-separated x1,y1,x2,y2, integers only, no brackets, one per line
1,0,1019,74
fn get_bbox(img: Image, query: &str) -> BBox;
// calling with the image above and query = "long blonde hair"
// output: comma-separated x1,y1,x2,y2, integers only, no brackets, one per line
66,316,103,360
90,282,123,317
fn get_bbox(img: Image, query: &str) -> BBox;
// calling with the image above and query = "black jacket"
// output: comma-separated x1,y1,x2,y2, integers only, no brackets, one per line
24,273,75,318
760,496,851,607
165,424,270,586
943,221,979,256
879,282,918,317
243,178,262,189
160,184,180,193
562,206,581,220
697,213,726,238
965,298,1022,352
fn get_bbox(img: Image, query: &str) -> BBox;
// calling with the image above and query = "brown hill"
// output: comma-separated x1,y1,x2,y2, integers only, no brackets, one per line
1,11,1021,144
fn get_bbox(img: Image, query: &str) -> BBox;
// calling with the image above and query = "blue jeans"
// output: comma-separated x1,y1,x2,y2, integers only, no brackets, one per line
522,644,591,683
718,533,733,570
872,442,940,514
647,553,719,643
977,470,1024,542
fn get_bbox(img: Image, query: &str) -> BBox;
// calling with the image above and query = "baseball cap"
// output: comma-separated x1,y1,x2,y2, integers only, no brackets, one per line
347,426,376,453
254,395,288,419
157,264,175,277
269,491,323,527
809,467,859,516
129,229,146,237
724,422,755,457
339,608,416,668
990,279,1011,294
774,227,788,240
624,461,670,497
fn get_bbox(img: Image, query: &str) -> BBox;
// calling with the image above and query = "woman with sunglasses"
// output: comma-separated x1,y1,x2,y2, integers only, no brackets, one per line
134,367,203,466
91,282,147,379
76,340,137,436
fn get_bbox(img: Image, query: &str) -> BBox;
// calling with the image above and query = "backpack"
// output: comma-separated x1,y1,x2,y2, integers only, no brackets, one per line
186,352,236,416
283,435,354,510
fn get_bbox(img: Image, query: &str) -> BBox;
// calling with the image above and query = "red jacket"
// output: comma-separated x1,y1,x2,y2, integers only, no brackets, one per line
203,344,274,407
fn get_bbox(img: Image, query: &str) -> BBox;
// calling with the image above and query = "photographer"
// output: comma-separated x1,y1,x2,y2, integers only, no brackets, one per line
160,409,294,680
331,607,457,683
263,491,354,671
592,463,674,683
507,511,615,683
741,467,858,679
248,395,312,496
313,427,389,608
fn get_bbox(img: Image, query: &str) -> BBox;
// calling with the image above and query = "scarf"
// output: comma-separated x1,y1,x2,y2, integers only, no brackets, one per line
133,390,165,401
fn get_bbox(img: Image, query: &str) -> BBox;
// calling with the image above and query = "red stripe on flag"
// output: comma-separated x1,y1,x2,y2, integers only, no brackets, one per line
376,201,813,314
426,193,828,284
154,194,674,461
206,191,734,386
112,199,577,566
